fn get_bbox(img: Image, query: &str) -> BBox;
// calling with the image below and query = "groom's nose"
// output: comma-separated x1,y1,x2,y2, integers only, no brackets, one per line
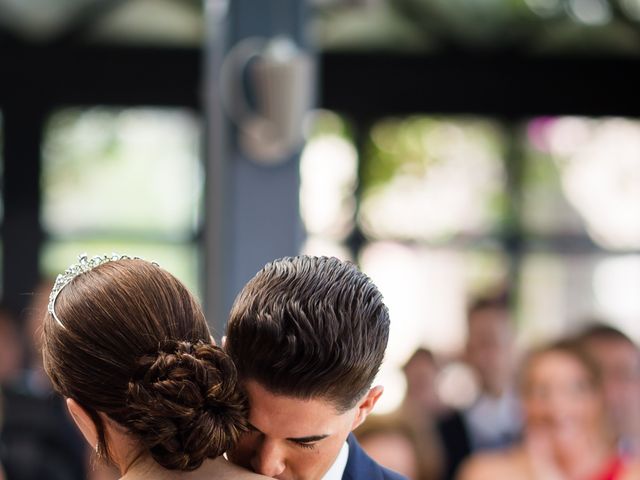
251,437,286,477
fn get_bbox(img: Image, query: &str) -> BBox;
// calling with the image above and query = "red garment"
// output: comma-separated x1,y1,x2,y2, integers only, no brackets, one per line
594,456,625,480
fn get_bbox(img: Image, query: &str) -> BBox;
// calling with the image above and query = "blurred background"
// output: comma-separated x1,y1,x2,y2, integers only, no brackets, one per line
1,0,640,479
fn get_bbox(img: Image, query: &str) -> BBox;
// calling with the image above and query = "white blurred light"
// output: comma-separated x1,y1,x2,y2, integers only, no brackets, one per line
360,243,470,414
374,366,407,414
543,118,640,250
361,121,504,240
302,110,344,140
360,243,468,357
567,0,612,25
621,0,640,20
43,108,202,235
300,236,353,261
436,362,479,410
594,256,640,341
517,254,568,344
300,134,357,239
524,0,563,17
545,117,591,157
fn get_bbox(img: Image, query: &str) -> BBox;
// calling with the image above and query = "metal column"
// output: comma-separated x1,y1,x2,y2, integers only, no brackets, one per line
203,0,312,336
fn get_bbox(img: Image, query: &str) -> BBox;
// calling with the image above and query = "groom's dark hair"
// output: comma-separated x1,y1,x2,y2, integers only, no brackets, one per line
225,255,390,412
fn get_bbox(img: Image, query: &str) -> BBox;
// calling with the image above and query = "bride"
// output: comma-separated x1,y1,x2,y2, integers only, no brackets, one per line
42,254,268,480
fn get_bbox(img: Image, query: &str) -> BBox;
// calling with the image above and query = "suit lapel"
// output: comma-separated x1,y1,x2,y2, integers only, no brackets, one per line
342,434,383,480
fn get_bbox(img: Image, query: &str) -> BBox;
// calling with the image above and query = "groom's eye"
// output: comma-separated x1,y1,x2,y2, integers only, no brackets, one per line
287,433,329,450
293,441,317,450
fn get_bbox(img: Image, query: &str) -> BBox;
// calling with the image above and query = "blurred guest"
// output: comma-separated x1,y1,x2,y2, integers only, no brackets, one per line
21,281,53,394
1,280,86,480
0,307,21,480
400,348,447,424
0,307,22,386
458,340,640,480
437,294,521,480
578,323,640,459
356,414,441,480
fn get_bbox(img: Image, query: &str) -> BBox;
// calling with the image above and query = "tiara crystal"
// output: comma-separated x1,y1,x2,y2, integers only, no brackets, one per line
48,253,156,328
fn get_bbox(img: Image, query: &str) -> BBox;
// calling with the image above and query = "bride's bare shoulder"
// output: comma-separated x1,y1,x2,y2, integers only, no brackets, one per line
190,457,268,480
456,449,525,480
210,458,269,480
222,465,269,479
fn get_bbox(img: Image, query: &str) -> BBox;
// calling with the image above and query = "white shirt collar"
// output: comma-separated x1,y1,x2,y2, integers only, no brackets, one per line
321,441,350,480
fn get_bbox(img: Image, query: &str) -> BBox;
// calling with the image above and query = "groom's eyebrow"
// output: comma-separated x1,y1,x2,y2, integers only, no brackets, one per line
247,423,329,442
286,434,330,443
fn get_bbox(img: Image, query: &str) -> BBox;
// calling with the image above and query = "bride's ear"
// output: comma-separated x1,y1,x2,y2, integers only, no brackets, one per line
66,398,99,449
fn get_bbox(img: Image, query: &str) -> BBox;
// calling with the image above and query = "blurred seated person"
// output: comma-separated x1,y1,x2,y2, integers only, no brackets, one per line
437,293,521,480
578,323,640,459
458,340,640,480
400,348,448,426
356,414,442,480
21,281,54,394
1,281,86,480
1,388,86,480
0,306,23,386
0,306,22,480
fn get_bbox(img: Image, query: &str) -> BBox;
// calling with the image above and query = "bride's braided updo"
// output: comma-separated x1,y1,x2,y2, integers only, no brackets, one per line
42,258,247,471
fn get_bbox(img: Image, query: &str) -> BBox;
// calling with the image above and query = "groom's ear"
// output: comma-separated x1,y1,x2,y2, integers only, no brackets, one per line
67,398,99,449
350,385,384,431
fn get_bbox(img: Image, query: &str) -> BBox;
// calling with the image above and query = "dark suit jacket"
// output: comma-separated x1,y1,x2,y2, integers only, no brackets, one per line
1,384,87,480
437,411,472,480
342,434,407,480
437,408,522,480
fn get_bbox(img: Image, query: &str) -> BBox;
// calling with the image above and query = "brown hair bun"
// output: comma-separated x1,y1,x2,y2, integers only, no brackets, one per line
126,340,248,471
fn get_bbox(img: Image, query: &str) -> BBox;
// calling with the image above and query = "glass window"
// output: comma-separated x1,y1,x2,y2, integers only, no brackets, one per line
300,110,357,261
41,107,203,297
300,111,640,413
41,240,200,296
524,117,640,250
360,242,508,412
360,116,507,242
517,252,640,343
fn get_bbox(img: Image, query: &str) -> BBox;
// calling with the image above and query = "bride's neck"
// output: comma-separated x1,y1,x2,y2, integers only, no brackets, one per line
120,453,178,480
120,455,228,480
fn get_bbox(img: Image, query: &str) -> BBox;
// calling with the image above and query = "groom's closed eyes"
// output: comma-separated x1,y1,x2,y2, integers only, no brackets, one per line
228,380,361,479
247,422,330,449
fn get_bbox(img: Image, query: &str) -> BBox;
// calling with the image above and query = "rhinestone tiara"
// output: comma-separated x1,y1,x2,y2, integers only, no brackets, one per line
48,253,157,328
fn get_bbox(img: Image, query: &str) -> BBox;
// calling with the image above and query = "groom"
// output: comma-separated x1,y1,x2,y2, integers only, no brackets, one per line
225,256,405,480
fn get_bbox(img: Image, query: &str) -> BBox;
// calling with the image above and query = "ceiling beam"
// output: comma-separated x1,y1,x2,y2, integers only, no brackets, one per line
51,0,132,45
320,51,640,119
0,44,201,108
